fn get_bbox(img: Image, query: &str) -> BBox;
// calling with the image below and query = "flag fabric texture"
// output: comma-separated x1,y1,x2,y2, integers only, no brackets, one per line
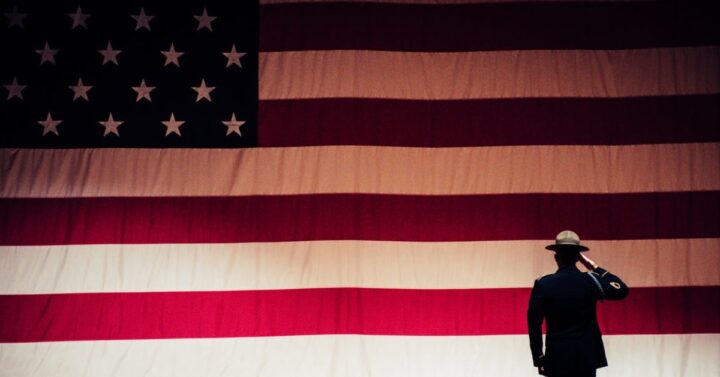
1,1,719,376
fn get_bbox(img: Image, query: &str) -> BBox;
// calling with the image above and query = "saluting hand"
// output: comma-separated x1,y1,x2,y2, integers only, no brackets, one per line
579,254,598,271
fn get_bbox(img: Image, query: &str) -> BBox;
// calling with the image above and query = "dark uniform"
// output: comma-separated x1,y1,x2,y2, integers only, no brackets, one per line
527,265,629,377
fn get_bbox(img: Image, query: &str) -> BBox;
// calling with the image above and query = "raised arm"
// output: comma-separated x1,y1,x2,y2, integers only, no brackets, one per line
580,254,629,300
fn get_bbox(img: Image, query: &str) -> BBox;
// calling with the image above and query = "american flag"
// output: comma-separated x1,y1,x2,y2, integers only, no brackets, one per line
1,1,719,376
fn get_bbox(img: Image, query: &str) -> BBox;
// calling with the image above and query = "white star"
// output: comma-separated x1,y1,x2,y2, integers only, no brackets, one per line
132,79,155,102
162,113,185,136
35,41,59,65
98,42,121,65
99,113,123,137
222,113,245,136
68,6,90,29
38,113,62,136
222,44,245,68
69,78,92,101
4,6,27,29
131,7,154,31
160,43,184,67
192,79,215,102
193,8,216,31
4,77,27,100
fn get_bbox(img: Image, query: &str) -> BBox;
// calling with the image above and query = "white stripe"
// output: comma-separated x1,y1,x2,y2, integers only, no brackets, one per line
259,47,720,100
2,144,718,198
2,239,717,294
0,334,717,377
261,0,648,4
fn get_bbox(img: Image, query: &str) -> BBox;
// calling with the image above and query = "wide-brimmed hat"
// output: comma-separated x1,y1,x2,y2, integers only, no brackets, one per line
545,230,589,252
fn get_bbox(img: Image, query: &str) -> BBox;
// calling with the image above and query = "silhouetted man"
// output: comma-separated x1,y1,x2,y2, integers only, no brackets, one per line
528,230,629,377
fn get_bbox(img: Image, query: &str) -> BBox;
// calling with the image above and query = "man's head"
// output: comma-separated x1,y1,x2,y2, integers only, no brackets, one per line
553,248,581,267
545,230,589,266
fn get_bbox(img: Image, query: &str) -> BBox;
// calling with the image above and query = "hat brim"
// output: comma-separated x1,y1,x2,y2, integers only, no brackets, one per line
545,244,589,252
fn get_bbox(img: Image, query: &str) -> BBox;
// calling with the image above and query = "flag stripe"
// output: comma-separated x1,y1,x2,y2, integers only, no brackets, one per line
2,239,718,294
259,2,720,51
1,192,719,245
258,48,720,100
0,334,717,377
259,95,720,147
1,286,717,342
261,0,657,4
3,144,719,198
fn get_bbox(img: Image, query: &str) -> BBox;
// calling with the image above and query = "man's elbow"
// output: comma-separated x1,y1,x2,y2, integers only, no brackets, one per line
607,284,629,300
618,286,629,299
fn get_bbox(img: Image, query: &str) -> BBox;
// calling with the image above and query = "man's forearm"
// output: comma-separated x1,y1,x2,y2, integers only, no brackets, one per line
528,281,545,366
529,330,544,366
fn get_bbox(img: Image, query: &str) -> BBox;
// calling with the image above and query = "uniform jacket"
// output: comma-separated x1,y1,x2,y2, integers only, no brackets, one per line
527,265,629,375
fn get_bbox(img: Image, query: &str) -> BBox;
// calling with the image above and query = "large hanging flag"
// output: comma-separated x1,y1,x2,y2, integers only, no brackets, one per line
1,1,719,376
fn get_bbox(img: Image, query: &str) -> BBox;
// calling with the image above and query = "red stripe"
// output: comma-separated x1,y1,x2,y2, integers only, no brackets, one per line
1,193,718,245
260,2,719,52
1,286,716,342
259,95,720,147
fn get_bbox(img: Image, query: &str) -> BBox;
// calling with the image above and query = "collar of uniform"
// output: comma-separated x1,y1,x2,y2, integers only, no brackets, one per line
556,265,580,273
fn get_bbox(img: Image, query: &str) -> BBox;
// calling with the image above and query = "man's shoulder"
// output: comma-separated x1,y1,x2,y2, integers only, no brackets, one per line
535,270,583,285
535,273,554,284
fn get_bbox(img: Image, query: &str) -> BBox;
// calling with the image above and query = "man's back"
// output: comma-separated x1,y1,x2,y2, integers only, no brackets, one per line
528,266,610,375
528,231,629,376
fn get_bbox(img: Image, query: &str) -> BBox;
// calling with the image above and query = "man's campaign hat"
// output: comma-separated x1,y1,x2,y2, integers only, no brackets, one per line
545,230,589,252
